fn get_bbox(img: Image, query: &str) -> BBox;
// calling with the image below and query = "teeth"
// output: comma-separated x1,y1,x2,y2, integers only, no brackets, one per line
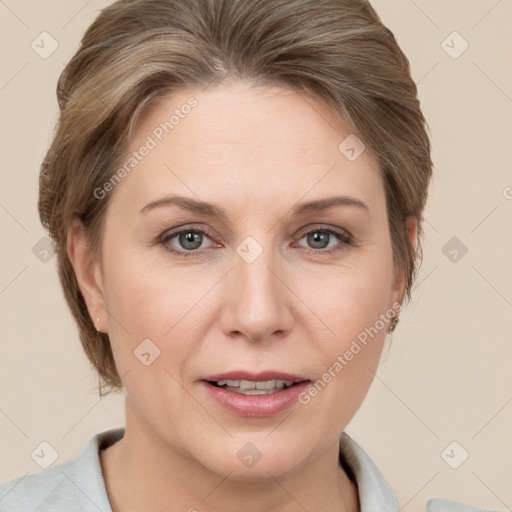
215,379,295,394
218,379,240,387
256,381,276,390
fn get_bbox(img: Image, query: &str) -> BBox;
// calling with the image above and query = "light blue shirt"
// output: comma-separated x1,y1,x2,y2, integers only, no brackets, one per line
0,428,500,511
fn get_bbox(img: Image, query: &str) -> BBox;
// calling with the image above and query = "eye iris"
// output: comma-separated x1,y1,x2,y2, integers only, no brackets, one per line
179,231,202,250
308,231,329,249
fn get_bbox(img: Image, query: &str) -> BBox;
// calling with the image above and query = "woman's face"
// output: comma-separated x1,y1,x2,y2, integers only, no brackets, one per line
79,81,413,480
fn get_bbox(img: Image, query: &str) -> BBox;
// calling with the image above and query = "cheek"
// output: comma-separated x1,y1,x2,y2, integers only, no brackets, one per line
304,244,394,389
307,250,393,339
100,241,209,378
103,235,208,330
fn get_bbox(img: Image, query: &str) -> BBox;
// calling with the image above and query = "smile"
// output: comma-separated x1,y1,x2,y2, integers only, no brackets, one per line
210,379,296,395
200,372,311,417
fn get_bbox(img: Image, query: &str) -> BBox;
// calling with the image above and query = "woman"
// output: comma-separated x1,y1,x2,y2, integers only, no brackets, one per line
0,0,491,510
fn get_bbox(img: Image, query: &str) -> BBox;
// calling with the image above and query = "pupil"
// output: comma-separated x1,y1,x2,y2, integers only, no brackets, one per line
181,231,202,250
308,231,328,249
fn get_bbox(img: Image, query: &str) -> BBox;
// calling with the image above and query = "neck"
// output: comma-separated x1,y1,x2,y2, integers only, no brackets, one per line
100,401,360,512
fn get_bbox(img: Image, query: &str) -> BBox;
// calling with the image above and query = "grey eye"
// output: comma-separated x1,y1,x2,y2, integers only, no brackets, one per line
307,231,331,249
176,230,204,250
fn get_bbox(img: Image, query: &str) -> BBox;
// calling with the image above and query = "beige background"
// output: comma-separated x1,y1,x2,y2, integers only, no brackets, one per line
1,0,511,509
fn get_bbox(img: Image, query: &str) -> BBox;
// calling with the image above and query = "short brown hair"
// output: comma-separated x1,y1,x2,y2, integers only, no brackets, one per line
39,0,433,395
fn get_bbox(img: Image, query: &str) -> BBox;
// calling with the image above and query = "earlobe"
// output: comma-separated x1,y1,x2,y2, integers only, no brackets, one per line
391,215,419,307
67,218,107,331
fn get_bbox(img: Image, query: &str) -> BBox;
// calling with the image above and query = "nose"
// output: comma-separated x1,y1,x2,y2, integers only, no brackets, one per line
219,249,294,344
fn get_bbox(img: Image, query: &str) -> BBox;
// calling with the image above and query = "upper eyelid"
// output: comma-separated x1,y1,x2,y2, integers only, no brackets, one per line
296,224,350,236
160,225,218,244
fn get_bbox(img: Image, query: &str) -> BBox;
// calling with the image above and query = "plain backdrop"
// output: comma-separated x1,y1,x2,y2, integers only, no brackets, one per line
1,0,511,509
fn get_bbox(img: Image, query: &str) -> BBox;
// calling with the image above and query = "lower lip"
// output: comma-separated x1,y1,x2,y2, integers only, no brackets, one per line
200,381,311,417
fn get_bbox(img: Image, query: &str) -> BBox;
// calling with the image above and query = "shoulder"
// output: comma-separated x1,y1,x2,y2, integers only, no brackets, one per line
0,462,79,512
339,432,504,512
426,498,500,512
0,428,124,512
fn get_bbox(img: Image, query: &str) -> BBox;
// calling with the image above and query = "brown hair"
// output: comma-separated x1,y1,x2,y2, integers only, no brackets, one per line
39,0,432,395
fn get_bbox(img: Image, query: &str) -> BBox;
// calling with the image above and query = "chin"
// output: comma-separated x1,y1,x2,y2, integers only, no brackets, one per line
190,435,311,482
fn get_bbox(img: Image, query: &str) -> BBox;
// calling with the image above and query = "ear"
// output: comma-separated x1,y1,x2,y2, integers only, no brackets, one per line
67,218,107,333
390,215,418,306
405,215,418,254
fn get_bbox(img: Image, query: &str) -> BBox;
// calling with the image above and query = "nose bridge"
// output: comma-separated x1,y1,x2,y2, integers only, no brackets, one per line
222,239,293,341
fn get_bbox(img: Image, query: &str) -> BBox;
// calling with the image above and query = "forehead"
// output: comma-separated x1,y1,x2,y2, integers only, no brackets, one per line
110,81,384,217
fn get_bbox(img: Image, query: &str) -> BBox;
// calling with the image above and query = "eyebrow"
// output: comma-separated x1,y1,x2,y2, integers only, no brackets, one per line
140,194,370,219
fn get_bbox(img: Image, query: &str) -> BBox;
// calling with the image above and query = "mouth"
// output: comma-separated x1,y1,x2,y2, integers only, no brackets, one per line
207,378,300,395
200,371,310,416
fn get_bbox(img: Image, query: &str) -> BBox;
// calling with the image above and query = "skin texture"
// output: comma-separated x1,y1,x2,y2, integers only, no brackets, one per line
68,81,417,512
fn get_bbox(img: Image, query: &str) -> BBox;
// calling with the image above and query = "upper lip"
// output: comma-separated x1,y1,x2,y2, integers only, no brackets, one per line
202,371,308,383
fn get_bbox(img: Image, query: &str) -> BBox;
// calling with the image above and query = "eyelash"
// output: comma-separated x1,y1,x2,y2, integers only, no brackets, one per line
159,224,353,258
